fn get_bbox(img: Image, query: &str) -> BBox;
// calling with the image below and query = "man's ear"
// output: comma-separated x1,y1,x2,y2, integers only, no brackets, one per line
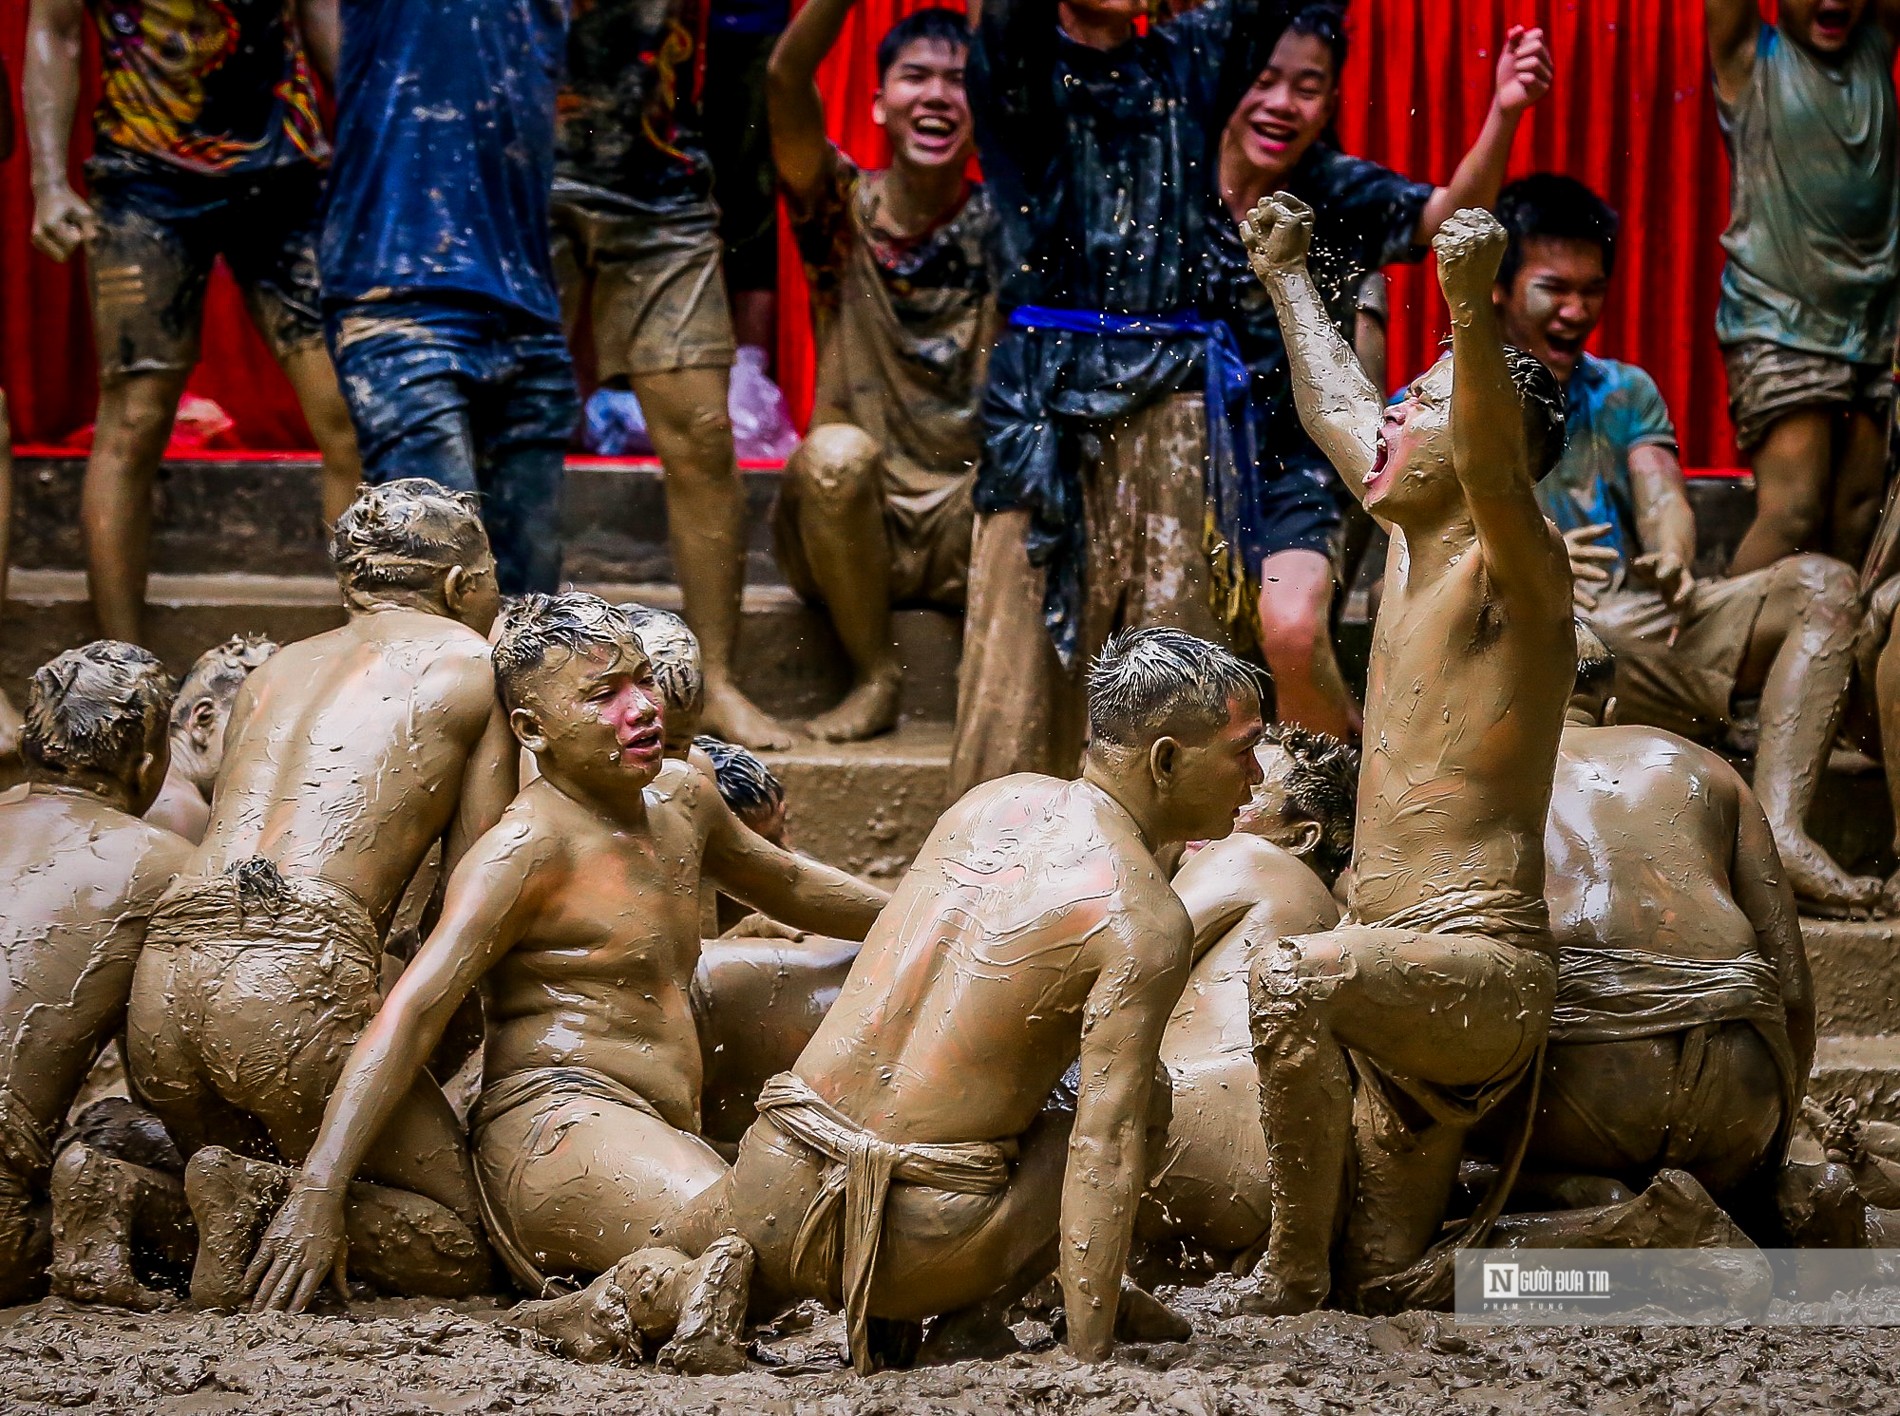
443,563,471,609
1287,818,1323,858
186,697,219,751
1147,735,1180,788
872,88,889,129
509,705,548,754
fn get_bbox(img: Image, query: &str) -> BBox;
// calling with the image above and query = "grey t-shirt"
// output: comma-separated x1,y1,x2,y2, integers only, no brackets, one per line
1715,22,1899,363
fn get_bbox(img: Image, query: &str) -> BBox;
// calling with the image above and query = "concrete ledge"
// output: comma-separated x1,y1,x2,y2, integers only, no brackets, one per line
1811,1034,1900,1125
1806,917,1900,1036
760,722,952,887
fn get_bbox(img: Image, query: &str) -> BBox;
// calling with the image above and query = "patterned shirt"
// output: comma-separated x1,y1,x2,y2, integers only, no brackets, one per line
1534,353,1679,578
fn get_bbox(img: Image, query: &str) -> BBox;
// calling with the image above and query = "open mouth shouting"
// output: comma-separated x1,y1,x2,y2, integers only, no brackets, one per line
618,722,665,766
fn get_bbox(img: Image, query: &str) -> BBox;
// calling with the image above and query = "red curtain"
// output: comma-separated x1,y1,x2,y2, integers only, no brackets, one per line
0,1,1802,466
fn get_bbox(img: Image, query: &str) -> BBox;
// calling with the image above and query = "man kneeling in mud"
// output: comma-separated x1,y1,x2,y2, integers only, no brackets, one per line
242,594,887,1368
125,479,519,1307
1239,194,1574,1314
0,644,192,1307
498,627,1265,1372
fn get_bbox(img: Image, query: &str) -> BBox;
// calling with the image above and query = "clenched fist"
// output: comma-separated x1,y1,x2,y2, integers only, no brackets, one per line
1240,191,1313,285
1432,207,1508,317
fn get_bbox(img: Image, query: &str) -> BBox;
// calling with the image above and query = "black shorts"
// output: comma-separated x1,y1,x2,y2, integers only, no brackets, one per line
84,159,327,379
1255,452,1344,565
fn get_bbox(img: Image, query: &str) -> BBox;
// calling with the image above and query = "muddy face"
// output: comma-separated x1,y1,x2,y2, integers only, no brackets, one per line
1370,360,1458,522
1495,235,1608,386
512,640,668,802
1159,691,1267,843
876,37,973,174
1781,0,1866,55
1233,741,1319,859
1224,30,1337,185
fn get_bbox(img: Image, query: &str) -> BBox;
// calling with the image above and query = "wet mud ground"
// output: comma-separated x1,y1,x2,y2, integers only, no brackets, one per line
4,1276,1895,1415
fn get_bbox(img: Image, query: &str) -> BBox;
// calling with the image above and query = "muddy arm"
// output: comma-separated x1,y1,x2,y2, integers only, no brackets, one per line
443,698,519,876
701,784,888,939
766,0,854,206
1414,27,1550,242
1731,781,1814,1082
1627,443,1699,607
1703,0,1760,104
23,0,94,262
1171,840,1261,966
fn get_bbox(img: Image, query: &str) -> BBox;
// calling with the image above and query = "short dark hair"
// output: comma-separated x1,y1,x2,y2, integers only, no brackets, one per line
24,641,174,782
694,735,785,820
1086,628,1261,751
492,593,644,714
1505,343,1568,478
330,479,490,595
172,634,278,733
1260,722,1359,884
619,603,704,722
876,7,969,83
1286,2,1349,83
1495,173,1620,291
1573,618,1616,703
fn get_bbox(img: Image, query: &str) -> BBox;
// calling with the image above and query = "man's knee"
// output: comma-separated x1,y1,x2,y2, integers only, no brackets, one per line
1246,940,1337,1046
1765,553,1859,637
787,424,880,510
99,376,184,445
642,379,736,466
1256,582,1332,668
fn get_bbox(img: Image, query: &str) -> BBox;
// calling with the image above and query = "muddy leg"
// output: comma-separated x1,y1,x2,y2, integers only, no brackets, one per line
48,1143,193,1310
184,1147,292,1310
1490,1169,1752,1249
81,369,191,644
1730,409,1832,574
276,341,364,526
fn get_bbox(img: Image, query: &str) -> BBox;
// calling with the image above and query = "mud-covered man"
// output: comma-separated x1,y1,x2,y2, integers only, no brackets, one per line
553,0,787,748
242,594,887,1349
124,479,517,1308
144,634,279,844
767,0,994,741
506,628,1264,1373
1239,194,1573,1313
23,0,361,642
0,643,191,1308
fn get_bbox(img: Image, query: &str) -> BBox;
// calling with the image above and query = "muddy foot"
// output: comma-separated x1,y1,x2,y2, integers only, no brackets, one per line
1115,1279,1191,1343
509,1267,644,1365
1232,1267,1328,1317
806,672,902,744
655,1236,754,1376
47,1144,177,1311
919,1304,1022,1366
703,681,794,752
183,1147,291,1311
1778,832,1883,918
1629,1169,1750,1248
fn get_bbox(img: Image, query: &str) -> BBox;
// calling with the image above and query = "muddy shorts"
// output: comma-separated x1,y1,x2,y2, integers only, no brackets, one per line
125,863,383,1159
550,196,737,382
85,161,326,380
1722,338,1891,452
1587,572,1774,740
774,430,977,610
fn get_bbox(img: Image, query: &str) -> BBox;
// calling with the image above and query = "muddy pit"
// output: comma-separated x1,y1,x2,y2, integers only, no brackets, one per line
3,1275,1894,1415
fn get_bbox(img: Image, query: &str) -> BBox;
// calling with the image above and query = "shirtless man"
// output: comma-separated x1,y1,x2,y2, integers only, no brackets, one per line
1139,725,1355,1264
124,478,516,1306
1238,194,1573,1314
144,635,278,844
0,643,191,1308
503,627,1265,1372
240,594,887,1354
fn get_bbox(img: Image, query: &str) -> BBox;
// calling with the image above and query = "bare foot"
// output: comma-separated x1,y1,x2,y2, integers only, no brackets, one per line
654,1236,754,1375
183,1147,291,1311
1233,1268,1328,1317
806,671,902,744
1777,831,1882,918
702,680,794,751
48,1144,178,1311
509,1265,646,1364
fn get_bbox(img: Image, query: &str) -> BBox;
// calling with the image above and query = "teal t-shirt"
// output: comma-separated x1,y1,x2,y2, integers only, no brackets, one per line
1533,355,1679,581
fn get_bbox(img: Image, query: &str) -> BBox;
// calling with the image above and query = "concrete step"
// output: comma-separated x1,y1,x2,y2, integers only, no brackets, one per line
762,721,952,888
1,570,961,725
1810,1034,1900,1124
1806,917,1900,1036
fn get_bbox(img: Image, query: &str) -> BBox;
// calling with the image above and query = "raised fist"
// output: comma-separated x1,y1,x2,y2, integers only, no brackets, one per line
1432,207,1508,314
1240,191,1314,284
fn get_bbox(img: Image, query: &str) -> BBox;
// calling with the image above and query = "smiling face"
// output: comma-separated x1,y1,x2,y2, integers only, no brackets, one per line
1225,30,1338,183
1782,0,1867,54
514,637,668,801
1495,235,1608,386
876,37,973,175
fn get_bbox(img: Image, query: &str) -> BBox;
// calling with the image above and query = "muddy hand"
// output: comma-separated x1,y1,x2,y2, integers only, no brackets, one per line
1433,208,1508,315
1240,192,1314,284
31,183,97,263
1494,25,1553,115
244,1182,350,1314
1632,550,1695,615
1563,523,1617,611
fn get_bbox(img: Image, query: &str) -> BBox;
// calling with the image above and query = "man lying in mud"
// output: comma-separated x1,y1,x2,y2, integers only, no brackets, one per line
495,627,1264,1373
1238,194,1573,1314
124,479,519,1307
241,594,887,1359
144,635,279,844
0,643,192,1308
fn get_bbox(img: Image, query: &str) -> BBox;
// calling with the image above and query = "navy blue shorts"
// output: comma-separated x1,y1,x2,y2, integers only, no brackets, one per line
1254,453,1343,566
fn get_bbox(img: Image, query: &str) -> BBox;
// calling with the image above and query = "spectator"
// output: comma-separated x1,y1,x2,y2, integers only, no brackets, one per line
706,0,792,354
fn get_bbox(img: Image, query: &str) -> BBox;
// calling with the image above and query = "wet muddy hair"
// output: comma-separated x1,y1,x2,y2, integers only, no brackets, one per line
24,641,174,781
619,603,705,722
1086,628,1262,751
1573,617,1616,704
1495,173,1620,291
330,479,490,595
877,7,970,82
171,634,278,733
1505,344,1568,479
1260,722,1359,884
694,735,785,821
492,592,643,714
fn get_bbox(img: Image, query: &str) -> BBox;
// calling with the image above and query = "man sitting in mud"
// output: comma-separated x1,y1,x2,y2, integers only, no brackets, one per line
0,643,192,1308
1138,725,1357,1270
1238,194,1574,1314
241,594,888,1355
144,635,279,844
497,627,1265,1373
124,479,519,1308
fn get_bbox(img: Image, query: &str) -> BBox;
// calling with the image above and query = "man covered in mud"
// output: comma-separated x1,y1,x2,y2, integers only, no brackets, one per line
0,643,191,1308
1492,174,1878,915
23,0,361,642
499,628,1264,1373
1138,725,1356,1267
144,635,279,844
947,0,1286,796
241,594,887,1350
767,0,994,741
1238,195,1573,1314
124,479,517,1308
553,0,787,748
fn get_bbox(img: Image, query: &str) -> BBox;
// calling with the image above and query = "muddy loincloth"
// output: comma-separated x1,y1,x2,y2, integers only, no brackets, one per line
468,1066,666,1298
0,1083,54,1273
127,860,383,1153
754,1072,1017,1375
1550,946,1798,1178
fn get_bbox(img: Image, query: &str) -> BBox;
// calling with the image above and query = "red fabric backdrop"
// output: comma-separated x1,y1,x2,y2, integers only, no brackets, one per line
0,1,1766,464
